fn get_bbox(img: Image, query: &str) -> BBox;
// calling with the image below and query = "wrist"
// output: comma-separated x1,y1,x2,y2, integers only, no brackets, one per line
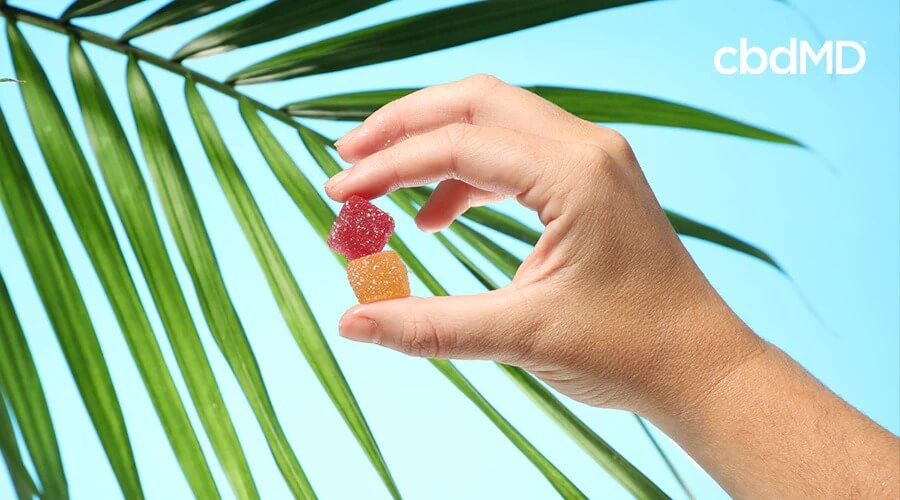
634,293,768,423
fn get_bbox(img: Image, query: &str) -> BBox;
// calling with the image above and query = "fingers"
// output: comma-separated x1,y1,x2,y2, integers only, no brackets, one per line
335,74,597,163
326,123,594,219
414,180,501,233
338,290,536,363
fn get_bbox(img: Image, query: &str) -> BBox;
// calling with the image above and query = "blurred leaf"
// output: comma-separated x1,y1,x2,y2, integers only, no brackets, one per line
429,360,587,499
121,0,242,41
450,220,521,277
239,100,402,498
283,87,800,145
529,86,801,145
0,395,36,500
0,102,140,499
174,0,387,60
632,414,692,500
62,0,142,20
299,126,593,499
665,209,783,272
0,274,66,500
503,367,676,500
228,0,650,84
409,186,783,273
69,40,227,499
126,58,259,500
407,185,541,244
432,232,500,290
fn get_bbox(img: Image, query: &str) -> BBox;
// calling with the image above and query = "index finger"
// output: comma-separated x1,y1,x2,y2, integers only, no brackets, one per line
325,123,593,222
335,74,598,163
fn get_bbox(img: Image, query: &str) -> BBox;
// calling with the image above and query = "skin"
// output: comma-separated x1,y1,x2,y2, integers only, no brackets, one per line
325,74,900,498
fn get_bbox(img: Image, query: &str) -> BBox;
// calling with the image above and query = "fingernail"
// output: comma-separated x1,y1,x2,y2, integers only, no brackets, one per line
335,125,362,148
339,312,378,343
325,169,350,191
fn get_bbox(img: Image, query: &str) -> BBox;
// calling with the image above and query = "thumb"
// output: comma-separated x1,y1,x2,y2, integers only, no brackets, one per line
338,290,536,364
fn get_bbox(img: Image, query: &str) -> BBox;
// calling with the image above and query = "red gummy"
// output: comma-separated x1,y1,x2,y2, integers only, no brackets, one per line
327,195,395,260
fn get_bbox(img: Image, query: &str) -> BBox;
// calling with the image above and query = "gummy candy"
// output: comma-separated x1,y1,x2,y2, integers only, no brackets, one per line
347,251,410,304
327,195,395,260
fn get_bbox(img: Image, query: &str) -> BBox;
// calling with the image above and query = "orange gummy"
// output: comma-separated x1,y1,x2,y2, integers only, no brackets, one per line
346,251,410,304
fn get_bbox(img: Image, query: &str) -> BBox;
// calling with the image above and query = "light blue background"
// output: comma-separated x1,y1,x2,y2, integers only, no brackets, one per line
0,1,897,498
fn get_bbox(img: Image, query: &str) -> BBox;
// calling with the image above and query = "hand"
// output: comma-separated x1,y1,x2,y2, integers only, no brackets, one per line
325,74,762,415
326,75,899,499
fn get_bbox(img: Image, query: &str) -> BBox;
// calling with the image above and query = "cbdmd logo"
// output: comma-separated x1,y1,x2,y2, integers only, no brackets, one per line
714,38,866,75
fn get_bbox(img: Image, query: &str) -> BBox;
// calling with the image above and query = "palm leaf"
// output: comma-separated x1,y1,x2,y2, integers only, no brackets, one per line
429,360,587,499
526,86,801,145
227,0,651,84
0,273,66,500
283,87,800,146
407,186,784,273
0,395,36,500
665,209,782,271
174,0,387,60
70,40,240,499
121,0,242,41
0,103,141,499
239,99,406,498
186,79,379,499
62,0,142,20
126,58,258,500
502,367,675,500
632,415,693,500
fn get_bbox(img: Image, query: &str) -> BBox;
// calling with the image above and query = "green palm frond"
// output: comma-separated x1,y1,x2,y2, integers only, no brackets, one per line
174,0,388,60
225,0,651,84
0,1,805,498
0,98,142,499
0,395,36,500
283,87,801,146
121,0,243,41
0,275,53,500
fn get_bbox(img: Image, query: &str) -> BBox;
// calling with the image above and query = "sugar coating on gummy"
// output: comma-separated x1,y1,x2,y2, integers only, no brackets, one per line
327,195,395,260
347,251,410,304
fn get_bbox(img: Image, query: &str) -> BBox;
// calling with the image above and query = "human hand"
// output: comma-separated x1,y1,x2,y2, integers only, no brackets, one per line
325,74,764,416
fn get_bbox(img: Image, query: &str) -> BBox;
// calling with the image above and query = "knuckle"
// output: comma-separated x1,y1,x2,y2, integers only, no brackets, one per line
570,144,617,186
441,123,471,177
605,129,634,156
459,74,506,123
467,73,505,91
592,127,635,161
443,122,471,143
363,147,403,190
399,314,443,358
576,143,611,168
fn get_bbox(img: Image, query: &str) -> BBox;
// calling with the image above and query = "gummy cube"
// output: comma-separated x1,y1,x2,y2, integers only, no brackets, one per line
346,251,410,304
327,195,395,260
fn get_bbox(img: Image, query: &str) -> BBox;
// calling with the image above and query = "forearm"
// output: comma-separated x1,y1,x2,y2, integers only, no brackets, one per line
646,314,899,498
